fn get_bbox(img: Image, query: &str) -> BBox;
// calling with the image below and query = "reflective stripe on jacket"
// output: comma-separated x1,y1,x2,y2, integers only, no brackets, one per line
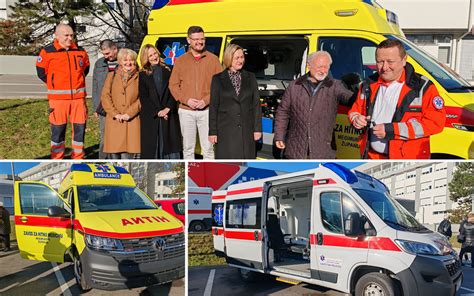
348,63,446,159
36,39,90,100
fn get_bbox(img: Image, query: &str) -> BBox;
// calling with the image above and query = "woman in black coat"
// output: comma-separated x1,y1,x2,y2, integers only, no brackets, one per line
139,44,182,159
209,44,262,159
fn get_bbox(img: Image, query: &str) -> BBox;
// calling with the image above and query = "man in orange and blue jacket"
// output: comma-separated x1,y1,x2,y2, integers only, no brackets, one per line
36,24,90,159
349,39,445,159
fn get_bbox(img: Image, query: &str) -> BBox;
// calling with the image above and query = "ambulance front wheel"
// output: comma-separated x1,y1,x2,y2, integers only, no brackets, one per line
74,255,92,292
354,272,398,296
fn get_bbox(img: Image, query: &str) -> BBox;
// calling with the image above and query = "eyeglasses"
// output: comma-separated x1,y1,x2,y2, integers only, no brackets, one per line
189,37,206,42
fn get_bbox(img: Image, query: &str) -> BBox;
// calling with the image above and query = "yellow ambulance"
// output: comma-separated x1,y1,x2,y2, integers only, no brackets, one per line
14,163,185,291
142,0,474,159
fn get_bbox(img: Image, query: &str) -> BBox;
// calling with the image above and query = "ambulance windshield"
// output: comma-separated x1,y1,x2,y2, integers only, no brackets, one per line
77,185,157,212
354,189,429,233
386,35,472,93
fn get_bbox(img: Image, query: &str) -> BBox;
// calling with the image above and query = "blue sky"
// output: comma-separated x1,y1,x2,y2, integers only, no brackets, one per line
247,162,365,173
0,162,40,175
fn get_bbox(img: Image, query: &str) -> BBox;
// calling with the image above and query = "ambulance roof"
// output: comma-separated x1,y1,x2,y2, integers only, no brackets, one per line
188,187,213,194
226,163,388,195
148,0,402,36
58,164,136,193
212,190,227,202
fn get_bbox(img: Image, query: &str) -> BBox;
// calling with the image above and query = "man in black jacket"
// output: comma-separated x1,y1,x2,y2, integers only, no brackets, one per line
0,201,11,251
437,215,452,239
93,39,119,159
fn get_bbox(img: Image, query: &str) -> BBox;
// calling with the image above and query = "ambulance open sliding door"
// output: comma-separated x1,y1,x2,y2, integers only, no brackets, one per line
224,195,263,271
14,181,72,263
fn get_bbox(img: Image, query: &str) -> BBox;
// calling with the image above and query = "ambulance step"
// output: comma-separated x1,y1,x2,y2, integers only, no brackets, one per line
276,277,301,285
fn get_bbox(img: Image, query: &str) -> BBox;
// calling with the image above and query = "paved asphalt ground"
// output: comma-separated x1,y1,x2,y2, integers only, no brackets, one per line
189,262,474,296
0,241,185,296
0,74,92,98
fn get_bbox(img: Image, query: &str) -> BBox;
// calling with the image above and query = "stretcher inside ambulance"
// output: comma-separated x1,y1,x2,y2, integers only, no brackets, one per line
14,164,185,291
216,163,462,296
144,0,474,159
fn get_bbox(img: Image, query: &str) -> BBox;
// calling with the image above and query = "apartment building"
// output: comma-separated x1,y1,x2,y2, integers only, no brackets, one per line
355,162,458,225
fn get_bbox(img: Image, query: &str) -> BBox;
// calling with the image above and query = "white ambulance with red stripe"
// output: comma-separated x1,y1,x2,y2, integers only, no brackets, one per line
188,187,212,231
211,190,226,256
215,163,462,296
14,164,185,291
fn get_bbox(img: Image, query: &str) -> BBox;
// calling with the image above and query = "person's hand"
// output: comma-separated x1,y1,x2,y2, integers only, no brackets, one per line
373,124,386,139
93,112,99,119
121,114,130,121
187,98,198,109
254,132,262,141
209,135,218,144
275,140,285,149
114,114,123,123
353,114,370,129
195,99,206,110
158,108,170,117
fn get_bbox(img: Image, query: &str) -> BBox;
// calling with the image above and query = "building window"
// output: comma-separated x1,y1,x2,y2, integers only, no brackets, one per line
422,167,433,175
434,196,446,205
438,47,451,64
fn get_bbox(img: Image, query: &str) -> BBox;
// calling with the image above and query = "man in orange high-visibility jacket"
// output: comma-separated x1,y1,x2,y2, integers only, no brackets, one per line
349,39,445,159
36,23,90,159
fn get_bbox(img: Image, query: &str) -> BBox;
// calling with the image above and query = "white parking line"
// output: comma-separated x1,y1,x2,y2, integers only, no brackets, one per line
460,286,474,293
203,269,216,296
51,263,72,296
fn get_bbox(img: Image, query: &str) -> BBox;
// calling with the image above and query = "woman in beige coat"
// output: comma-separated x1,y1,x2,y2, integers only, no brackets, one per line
101,48,141,159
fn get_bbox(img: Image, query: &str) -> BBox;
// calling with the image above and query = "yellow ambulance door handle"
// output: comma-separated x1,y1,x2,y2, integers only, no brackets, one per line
19,216,28,223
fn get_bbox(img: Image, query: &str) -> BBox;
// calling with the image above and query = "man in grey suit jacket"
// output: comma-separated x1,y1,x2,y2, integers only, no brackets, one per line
92,40,118,159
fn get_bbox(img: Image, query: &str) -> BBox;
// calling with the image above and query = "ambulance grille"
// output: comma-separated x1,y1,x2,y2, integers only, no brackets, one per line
113,232,185,264
445,259,461,277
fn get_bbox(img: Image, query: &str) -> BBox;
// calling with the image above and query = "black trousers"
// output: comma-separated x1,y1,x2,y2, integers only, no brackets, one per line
0,234,10,250
459,246,473,266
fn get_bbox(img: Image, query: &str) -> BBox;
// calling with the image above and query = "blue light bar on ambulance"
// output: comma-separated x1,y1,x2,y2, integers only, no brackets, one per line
322,163,358,184
70,164,92,172
114,166,129,174
153,0,169,9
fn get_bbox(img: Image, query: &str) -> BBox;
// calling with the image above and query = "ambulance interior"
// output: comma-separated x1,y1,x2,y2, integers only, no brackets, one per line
266,180,312,277
231,37,308,119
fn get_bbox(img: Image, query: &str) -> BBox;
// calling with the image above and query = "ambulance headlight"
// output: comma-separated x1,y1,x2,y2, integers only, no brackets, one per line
85,234,124,251
395,239,444,256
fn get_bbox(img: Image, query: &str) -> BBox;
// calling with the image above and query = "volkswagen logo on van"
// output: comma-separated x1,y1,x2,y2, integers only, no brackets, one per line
153,238,167,252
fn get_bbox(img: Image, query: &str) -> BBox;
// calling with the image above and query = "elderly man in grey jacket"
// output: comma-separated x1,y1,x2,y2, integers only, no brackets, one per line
92,40,118,159
274,51,355,159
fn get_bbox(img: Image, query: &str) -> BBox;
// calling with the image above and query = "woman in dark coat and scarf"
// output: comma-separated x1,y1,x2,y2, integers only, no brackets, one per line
139,44,182,159
208,44,262,159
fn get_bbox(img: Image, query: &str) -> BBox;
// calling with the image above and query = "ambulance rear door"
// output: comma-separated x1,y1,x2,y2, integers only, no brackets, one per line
224,186,264,272
14,181,73,263
211,191,226,255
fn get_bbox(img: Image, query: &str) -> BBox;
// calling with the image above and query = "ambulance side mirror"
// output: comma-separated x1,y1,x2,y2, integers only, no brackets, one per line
48,206,70,218
344,212,363,237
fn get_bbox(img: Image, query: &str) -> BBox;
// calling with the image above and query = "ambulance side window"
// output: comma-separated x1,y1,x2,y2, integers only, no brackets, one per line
320,192,343,233
19,183,63,216
320,192,366,234
318,37,378,91
226,198,261,229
